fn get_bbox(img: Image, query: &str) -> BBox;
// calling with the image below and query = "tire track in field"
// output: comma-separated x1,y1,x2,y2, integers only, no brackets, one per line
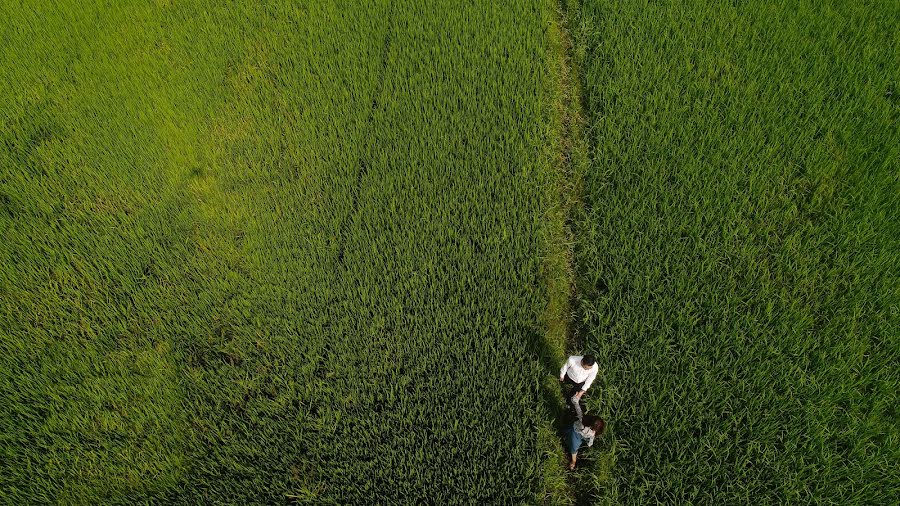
336,0,396,266
304,2,396,491
312,0,395,387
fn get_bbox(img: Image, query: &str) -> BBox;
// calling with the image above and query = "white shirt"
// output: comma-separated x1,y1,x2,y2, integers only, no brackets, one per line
559,355,598,391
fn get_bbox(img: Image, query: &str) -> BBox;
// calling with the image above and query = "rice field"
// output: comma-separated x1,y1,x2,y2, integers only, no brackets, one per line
1,0,896,504
569,0,899,503
1,0,575,502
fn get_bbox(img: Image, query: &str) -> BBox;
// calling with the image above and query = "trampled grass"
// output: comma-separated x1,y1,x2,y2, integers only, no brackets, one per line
569,0,899,503
1,0,576,502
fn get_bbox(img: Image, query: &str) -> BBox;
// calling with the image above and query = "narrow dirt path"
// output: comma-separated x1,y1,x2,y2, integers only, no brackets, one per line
540,0,596,503
541,0,589,364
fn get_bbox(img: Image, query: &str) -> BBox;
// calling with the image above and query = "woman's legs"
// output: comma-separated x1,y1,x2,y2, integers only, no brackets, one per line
567,427,583,469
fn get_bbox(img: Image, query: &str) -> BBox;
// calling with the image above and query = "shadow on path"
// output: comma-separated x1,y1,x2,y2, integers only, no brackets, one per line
518,321,597,504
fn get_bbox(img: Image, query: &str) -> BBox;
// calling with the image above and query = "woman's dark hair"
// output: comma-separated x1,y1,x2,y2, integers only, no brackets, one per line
582,355,596,367
582,414,606,435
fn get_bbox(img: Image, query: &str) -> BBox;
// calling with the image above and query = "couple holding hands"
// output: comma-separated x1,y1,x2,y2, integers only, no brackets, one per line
559,355,606,470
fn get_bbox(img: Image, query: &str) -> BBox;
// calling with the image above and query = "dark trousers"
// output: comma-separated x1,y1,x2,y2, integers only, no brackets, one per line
562,375,585,392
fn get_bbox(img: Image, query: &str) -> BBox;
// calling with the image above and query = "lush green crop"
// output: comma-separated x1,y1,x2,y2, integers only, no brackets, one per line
569,0,899,503
1,0,577,503
5,0,893,503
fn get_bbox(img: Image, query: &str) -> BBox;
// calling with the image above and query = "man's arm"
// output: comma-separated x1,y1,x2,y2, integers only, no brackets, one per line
559,357,571,381
581,366,598,392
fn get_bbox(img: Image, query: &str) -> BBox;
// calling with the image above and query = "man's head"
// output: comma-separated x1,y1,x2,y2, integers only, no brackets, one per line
581,355,596,369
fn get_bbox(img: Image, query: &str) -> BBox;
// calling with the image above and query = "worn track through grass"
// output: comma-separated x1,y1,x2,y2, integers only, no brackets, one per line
337,0,396,266
540,0,608,504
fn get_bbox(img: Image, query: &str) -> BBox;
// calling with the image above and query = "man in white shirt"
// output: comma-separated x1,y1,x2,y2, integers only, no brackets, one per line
559,355,598,405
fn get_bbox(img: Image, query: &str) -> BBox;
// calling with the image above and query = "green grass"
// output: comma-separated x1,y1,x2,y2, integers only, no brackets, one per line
569,0,899,503
4,0,896,503
1,0,575,502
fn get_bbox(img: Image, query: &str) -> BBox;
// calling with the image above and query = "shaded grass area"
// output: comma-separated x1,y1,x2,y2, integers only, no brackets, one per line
569,0,899,503
2,0,575,502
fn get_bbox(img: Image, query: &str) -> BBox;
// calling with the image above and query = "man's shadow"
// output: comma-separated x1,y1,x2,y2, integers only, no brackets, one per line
513,322,582,457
